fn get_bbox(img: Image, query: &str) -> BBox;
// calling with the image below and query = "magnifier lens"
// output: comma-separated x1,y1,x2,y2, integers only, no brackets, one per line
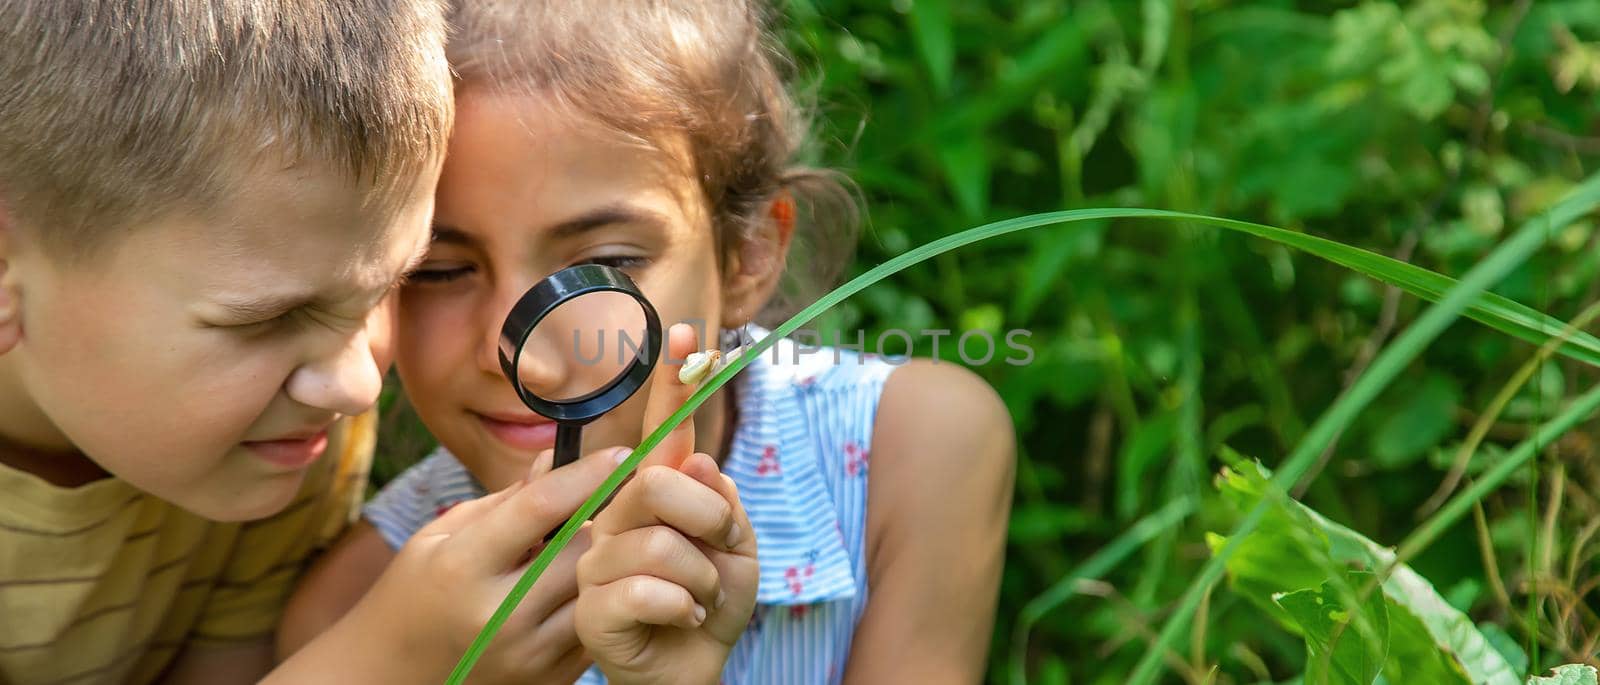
513,290,649,403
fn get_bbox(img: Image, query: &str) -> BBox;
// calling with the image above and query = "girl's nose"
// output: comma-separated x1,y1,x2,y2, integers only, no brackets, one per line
507,329,570,399
478,283,570,397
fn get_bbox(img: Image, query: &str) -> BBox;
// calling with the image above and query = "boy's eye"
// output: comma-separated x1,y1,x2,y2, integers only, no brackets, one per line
227,309,301,333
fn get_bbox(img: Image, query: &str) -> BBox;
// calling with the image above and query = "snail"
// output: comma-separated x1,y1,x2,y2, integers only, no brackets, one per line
678,349,723,386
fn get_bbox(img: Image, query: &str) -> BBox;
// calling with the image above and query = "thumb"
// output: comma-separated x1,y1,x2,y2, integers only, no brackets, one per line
524,448,555,483
452,446,627,571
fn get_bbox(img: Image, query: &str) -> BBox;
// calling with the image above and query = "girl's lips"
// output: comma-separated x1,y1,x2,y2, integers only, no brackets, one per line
475,411,559,452
242,430,330,470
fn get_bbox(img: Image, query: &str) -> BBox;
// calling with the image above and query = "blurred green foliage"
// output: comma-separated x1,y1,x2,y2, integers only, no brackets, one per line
776,0,1600,681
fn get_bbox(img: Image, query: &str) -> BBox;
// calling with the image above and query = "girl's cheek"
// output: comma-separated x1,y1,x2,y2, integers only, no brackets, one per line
397,302,468,378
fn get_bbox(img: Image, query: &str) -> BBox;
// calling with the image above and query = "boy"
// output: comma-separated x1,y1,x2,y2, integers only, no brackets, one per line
0,2,453,682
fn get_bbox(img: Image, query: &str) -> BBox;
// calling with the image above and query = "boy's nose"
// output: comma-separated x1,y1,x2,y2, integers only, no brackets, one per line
287,329,383,416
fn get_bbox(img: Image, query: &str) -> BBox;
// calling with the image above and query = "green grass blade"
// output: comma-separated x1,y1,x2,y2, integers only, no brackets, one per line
1125,173,1600,685
448,177,1600,683
1008,497,1196,685
1396,382,1600,567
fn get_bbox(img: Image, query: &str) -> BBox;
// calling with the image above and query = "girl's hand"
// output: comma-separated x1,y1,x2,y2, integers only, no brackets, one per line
574,323,759,684
576,454,758,684
328,445,626,684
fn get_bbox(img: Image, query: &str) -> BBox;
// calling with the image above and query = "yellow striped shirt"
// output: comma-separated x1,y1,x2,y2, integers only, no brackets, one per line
0,413,374,685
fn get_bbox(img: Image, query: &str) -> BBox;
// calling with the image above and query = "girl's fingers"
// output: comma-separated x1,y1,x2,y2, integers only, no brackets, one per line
674,452,757,556
662,453,760,641
537,603,594,682
454,445,628,570
636,323,700,470
507,596,583,663
493,599,591,684
577,525,723,613
411,482,518,536
578,575,706,636
591,464,741,552
504,525,593,619
524,447,556,482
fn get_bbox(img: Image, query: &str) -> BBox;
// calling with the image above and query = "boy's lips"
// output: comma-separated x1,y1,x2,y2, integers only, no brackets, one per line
474,410,558,452
242,429,330,470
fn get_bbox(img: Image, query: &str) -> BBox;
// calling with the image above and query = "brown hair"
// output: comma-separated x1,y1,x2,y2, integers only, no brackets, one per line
447,0,860,325
0,0,455,260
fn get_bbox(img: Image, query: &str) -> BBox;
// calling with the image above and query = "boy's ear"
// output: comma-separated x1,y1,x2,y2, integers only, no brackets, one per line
0,199,21,355
720,194,796,328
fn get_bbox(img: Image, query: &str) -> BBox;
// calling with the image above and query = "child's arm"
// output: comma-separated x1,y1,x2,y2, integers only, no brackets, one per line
842,359,1016,684
275,520,395,659
158,643,276,684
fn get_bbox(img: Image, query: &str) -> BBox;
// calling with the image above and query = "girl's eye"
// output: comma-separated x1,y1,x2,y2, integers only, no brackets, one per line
576,255,649,271
406,265,475,284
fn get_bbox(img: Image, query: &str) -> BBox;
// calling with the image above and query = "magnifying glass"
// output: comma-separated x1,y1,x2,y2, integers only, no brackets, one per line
498,264,662,471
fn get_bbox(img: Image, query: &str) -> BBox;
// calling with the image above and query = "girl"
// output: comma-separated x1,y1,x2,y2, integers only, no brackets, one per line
283,1,1015,682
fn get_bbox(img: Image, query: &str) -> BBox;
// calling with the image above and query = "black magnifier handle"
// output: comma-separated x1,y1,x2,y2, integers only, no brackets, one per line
545,423,589,542
554,424,583,471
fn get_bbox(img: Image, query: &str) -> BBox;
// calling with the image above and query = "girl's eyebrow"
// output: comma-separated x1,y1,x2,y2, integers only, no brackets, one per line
545,203,670,240
430,224,477,247
429,204,669,248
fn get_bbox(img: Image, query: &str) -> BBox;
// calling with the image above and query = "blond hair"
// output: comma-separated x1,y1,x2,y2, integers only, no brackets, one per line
0,1,454,259
448,0,860,325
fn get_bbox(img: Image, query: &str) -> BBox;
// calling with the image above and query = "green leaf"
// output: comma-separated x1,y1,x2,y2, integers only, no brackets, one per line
1528,665,1600,685
1036,656,1069,685
1328,4,1400,73
1211,461,1520,685
1378,576,1508,684
936,134,990,220
1478,623,1529,675
1275,573,1390,685
1207,467,1339,623
1008,505,1092,543
959,303,1004,336
1378,593,1477,683
1390,53,1455,119
1450,61,1490,96
1369,373,1461,469
1270,156,1359,220
1011,222,1104,321
1116,412,1177,520
908,0,953,97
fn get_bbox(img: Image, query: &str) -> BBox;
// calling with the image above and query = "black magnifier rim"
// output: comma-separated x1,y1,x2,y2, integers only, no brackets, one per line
497,264,662,424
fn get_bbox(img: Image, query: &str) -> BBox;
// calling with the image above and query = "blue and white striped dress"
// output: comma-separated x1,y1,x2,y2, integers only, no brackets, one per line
365,328,899,684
